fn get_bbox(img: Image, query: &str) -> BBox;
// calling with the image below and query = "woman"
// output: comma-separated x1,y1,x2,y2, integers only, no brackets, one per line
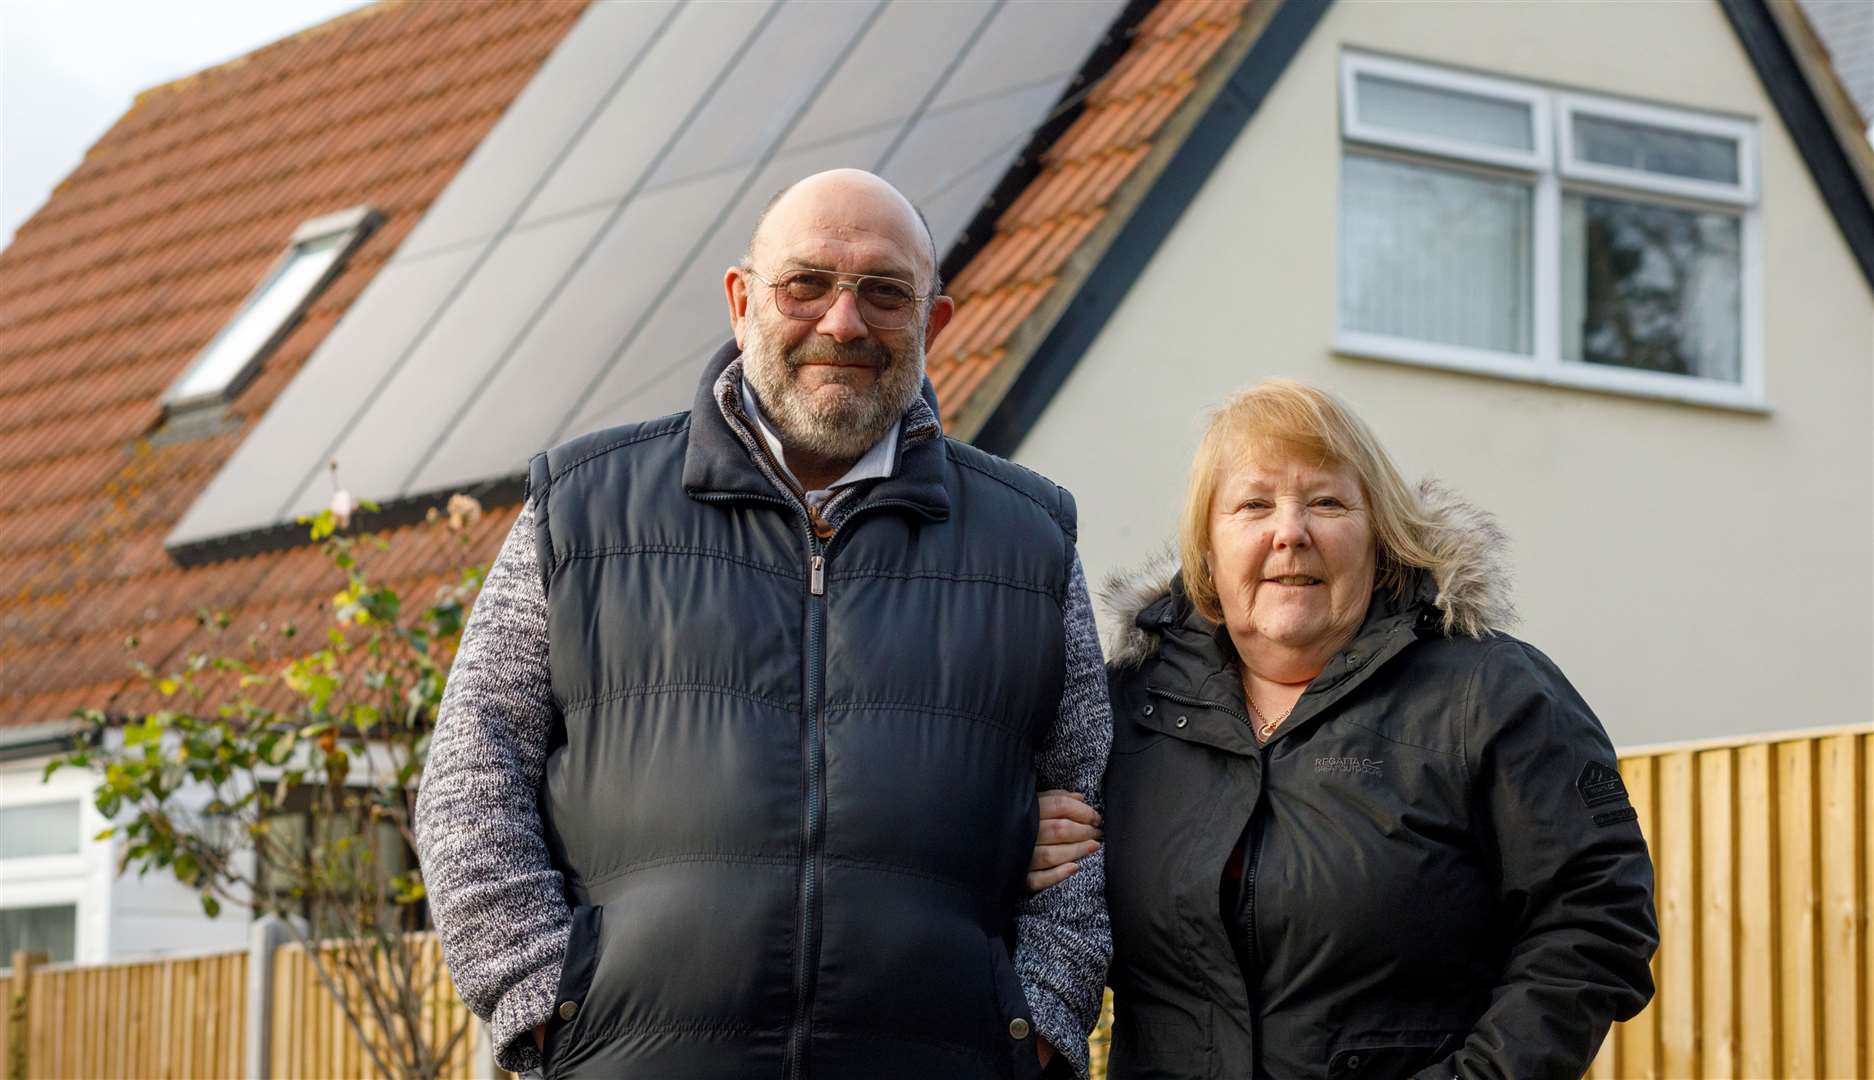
1091,382,1656,1079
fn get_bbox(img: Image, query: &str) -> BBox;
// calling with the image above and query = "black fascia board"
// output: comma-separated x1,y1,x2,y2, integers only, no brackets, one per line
164,474,526,568
972,0,1332,457
1718,0,1874,293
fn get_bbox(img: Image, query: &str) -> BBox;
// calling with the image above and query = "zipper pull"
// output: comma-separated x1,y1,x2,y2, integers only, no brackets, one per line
810,555,825,596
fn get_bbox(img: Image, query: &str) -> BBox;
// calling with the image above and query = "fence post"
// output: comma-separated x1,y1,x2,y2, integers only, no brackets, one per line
244,916,291,1079
471,1019,497,1080
7,950,46,1080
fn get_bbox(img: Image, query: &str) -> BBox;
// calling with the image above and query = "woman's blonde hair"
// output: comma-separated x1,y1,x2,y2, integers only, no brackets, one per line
1178,380,1442,625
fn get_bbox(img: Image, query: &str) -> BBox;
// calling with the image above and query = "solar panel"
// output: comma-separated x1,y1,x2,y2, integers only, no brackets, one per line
166,244,483,548
928,0,1123,111
642,1,886,191
166,0,1125,555
775,2,998,155
413,171,746,495
397,0,680,261
280,207,607,524
519,1,774,227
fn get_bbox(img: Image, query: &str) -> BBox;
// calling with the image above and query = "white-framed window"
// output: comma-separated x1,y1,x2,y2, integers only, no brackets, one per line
0,799,82,859
1335,51,1763,411
0,785,93,968
162,205,381,416
0,903,77,965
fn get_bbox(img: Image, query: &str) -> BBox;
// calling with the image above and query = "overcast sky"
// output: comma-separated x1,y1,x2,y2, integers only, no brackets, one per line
0,0,366,251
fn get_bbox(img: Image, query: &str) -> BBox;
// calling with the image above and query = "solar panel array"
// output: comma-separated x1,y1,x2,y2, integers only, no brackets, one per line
167,0,1124,553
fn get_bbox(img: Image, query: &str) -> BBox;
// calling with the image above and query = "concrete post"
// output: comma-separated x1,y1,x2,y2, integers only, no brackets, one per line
471,1019,498,1080
243,915,292,1079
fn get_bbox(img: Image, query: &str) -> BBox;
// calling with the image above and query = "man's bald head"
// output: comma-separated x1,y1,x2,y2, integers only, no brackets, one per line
745,169,942,292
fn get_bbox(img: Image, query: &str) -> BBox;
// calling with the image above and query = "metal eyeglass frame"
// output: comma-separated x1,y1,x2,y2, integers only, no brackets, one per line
742,265,936,331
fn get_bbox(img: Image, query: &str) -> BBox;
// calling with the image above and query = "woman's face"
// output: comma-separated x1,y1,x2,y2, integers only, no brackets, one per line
1208,455,1377,670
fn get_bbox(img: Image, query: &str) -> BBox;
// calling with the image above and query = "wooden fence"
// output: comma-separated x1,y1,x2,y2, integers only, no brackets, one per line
13,948,246,1079
7,933,485,1080
1586,726,1871,1080
268,933,483,1080
5,726,1867,1079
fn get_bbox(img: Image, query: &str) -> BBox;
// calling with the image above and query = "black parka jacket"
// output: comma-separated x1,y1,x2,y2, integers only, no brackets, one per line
1101,490,1657,1080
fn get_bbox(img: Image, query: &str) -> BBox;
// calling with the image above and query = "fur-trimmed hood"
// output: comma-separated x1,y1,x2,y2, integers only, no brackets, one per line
1100,479,1517,668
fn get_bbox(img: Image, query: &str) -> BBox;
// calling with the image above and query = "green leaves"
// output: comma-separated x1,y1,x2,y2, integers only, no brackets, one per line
47,491,489,953
123,717,163,747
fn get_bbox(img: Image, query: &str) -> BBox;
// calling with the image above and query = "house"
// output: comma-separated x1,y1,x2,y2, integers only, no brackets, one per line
1,0,1867,968
937,0,1874,749
0,0,1148,965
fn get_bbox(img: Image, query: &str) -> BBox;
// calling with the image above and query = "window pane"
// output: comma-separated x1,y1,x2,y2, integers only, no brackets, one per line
1561,193,1742,381
1354,73,1534,152
0,905,77,964
1340,154,1534,355
0,801,81,858
1573,113,1739,185
170,234,346,403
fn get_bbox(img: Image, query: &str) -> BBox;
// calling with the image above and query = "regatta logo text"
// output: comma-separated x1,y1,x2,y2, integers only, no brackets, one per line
1314,756,1384,777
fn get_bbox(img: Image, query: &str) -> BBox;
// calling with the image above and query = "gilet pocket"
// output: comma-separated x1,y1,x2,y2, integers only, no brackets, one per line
986,937,1043,1080
542,904,603,1078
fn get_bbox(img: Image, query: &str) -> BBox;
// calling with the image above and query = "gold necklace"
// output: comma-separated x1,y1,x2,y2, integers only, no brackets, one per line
1245,694,1293,742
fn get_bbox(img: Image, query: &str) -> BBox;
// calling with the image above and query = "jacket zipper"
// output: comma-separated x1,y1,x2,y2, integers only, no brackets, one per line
708,385,944,1077
1147,687,1269,1035
1240,809,1266,1009
789,531,827,1080
779,499,925,1079
693,485,927,1080
692,490,824,1078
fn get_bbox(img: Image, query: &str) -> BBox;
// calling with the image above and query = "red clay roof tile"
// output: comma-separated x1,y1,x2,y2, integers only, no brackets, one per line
0,1,585,729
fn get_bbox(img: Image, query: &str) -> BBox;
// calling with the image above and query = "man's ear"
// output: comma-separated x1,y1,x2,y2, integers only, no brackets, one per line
724,265,751,349
922,294,956,347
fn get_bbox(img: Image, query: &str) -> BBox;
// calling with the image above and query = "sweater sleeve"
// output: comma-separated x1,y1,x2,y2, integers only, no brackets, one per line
1015,552,1115,1080
414,499,569,1075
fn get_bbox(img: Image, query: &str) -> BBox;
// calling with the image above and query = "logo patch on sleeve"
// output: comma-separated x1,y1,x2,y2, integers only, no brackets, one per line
1576,762,1628,809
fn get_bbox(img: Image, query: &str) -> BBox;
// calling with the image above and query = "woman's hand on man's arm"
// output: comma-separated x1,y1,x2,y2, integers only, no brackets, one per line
1028,789,1102,893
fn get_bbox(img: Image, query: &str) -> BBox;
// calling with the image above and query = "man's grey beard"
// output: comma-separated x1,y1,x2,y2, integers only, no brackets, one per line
741,318,925,463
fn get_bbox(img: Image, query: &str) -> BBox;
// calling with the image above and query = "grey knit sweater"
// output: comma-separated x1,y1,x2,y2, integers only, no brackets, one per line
415,388,1113,1077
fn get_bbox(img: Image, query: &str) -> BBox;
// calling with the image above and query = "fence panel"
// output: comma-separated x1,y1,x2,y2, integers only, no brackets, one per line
1593,727,1871,1080
21,949,245,1079
269,931,484,1080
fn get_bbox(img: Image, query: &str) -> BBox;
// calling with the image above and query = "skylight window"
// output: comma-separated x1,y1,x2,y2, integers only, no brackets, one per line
163,206,381,416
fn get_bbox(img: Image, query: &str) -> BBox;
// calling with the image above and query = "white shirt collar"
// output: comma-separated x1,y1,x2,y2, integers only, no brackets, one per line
740,376,900,509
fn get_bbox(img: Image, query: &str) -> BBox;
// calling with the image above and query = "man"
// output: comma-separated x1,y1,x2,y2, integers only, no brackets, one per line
415,169,1111,1079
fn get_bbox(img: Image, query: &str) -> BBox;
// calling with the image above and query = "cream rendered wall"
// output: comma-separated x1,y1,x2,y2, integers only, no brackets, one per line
1014,0,1873,747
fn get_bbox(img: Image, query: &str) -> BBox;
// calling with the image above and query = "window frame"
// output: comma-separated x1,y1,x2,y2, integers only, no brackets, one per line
1339,51,1553,173
160,205,382,418
1557,91,1758,206
0,769,103,969
1333,51,1765,413
0,797,84,860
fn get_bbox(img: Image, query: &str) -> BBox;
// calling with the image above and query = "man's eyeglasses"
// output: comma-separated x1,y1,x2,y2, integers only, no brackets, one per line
743,266,934,331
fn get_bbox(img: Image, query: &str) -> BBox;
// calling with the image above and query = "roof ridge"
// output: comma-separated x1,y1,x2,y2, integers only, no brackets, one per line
129,1,397,108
